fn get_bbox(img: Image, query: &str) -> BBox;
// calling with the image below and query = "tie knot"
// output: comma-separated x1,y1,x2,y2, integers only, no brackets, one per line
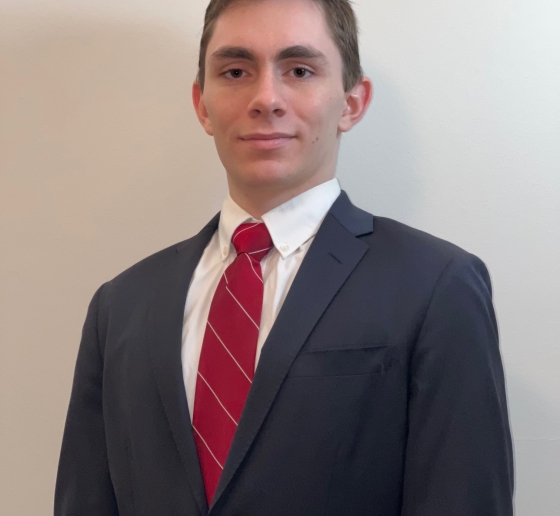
231,222,273,261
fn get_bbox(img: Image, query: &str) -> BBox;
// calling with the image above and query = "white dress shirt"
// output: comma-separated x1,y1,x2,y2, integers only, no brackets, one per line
181,178,341,421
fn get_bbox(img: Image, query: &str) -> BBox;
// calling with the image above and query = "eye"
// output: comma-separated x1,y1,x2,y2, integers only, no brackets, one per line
291,67,313,79
222,68,246,79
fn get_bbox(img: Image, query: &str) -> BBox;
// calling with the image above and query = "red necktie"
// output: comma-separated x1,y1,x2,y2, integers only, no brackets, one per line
192,221,274,505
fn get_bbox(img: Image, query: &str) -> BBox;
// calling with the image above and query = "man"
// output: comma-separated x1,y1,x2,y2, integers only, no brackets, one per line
55,0,514,514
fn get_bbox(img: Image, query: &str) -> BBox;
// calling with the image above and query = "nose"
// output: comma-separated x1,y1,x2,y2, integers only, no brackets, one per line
247,68,287,118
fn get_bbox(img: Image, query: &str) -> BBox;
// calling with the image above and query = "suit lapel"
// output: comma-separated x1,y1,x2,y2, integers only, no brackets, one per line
210,191,374,512
148,214,219,516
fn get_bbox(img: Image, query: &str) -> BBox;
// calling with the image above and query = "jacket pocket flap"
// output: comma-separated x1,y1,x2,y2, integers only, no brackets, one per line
287,345,390,378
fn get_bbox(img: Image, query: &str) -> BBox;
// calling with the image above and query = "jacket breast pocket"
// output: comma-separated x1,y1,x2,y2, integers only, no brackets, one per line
286,343,391,378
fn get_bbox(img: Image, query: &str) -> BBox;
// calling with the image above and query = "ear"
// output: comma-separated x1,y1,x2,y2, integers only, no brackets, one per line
338,76,373,133
192,81,214,136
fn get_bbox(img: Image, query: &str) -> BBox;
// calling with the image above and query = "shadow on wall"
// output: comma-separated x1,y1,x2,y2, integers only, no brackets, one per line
337,58,422,225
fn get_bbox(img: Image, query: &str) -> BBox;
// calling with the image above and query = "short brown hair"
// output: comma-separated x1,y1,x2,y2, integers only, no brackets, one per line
196,0,363,93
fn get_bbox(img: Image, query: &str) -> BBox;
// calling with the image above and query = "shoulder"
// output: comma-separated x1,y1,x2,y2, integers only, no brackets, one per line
360,215,491,295
372,216,465,257
372,215,483,263
108,239,187,289
95,226,212,316
331,193,480,274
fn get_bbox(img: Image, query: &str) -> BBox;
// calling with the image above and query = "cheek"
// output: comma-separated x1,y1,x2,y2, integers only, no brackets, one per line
298,95,342,133
205,96,238,134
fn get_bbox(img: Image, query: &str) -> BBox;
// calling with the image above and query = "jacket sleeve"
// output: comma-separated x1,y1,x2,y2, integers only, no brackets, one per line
400,254,514,516
54,284,119,516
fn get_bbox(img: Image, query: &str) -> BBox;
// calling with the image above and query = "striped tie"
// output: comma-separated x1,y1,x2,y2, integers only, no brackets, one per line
192,221,274,505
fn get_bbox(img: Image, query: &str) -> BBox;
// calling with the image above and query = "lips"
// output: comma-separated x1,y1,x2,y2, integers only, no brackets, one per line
241,133,294,140
240,133,295,150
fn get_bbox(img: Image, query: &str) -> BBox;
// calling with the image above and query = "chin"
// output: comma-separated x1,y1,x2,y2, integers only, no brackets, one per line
233,162,300,189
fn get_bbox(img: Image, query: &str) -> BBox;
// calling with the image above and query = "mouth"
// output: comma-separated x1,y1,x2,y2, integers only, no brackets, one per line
241,137,294,150
240,133,296,150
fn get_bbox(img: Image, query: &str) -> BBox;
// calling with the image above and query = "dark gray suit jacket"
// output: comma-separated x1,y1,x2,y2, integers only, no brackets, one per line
55,191,514,515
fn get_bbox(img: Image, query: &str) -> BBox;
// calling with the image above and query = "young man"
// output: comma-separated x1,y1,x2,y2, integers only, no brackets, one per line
55,0,514,515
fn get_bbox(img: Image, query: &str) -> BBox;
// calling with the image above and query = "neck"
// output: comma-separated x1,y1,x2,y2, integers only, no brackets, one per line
227,175,336,220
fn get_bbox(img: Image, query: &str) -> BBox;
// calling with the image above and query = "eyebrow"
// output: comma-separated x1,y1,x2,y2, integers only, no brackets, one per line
209,45,329,65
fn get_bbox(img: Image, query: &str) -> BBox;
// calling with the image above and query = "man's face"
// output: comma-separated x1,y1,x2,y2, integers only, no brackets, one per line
193,0,368,197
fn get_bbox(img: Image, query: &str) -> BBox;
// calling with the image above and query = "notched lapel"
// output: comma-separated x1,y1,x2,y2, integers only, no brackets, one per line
147,215,219,516
210,192,374,512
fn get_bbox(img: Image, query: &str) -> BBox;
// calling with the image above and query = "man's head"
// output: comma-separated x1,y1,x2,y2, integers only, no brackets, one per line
192,0,372,213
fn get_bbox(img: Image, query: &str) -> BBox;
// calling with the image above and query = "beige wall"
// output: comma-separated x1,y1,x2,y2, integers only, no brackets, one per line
1,1,559,515
0,2,226,512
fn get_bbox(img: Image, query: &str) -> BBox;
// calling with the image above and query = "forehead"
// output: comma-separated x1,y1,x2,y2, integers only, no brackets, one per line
207,0,340,63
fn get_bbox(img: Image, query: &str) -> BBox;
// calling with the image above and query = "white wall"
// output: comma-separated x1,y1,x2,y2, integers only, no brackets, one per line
1,1,558,514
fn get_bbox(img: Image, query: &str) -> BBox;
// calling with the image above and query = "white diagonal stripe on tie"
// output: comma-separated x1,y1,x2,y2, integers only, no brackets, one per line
248,246,274,255
192,424,224,469
225,285,260,330
207,321,253,383
244,253,263,283
197,372,238,426
232,222,263,243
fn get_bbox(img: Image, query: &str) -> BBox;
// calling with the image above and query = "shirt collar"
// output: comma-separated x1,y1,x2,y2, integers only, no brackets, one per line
218,178,341,260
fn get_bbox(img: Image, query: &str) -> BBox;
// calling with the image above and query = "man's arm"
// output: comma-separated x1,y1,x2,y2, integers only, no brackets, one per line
401,254,514,516
54,284,119,516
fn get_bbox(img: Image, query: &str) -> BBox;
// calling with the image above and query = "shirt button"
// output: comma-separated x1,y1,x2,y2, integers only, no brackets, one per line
280,244,290,253
223,246,229,255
